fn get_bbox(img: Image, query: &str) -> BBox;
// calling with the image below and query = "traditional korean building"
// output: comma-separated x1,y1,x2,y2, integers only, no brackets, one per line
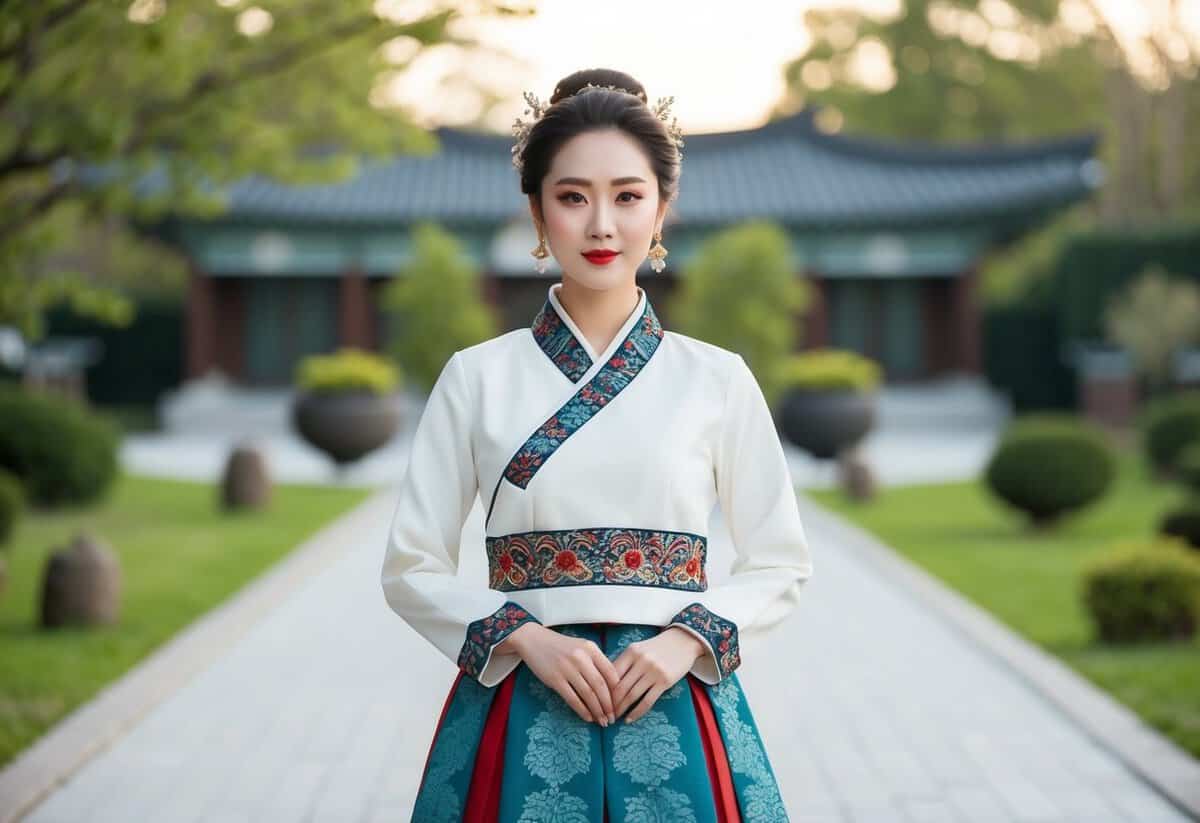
156,108,1101,387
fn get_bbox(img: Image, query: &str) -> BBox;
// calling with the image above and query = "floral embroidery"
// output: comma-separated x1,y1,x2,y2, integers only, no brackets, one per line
411,678,494,822
624,786,699,822
503,299,663,489
708,676,788,821
457,600,540,681
531,297,593,382
669,602,740,680
486,527,707,593
612,711,686,784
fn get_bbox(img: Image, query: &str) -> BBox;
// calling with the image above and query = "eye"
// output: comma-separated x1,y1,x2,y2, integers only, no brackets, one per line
558,192,585,204
617,191,642,203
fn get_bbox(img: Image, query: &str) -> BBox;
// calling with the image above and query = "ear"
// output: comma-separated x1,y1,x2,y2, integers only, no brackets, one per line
656,198,670,233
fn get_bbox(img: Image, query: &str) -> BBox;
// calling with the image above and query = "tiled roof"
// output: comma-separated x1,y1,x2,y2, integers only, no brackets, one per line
218,108,1100,228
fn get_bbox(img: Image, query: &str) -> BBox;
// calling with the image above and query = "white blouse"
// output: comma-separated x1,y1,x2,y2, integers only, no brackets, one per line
380,282,813,688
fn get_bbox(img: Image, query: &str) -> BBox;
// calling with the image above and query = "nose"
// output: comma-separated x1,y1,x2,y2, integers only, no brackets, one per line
588,201,615,241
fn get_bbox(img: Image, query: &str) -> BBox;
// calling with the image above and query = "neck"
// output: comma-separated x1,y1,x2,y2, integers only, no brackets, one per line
555,279,640,356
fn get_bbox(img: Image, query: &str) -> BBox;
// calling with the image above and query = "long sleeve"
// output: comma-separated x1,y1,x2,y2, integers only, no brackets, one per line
665,354,814,685
380,350,541,688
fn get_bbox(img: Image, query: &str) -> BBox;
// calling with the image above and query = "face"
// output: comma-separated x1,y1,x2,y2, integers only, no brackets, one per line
531,128,669,292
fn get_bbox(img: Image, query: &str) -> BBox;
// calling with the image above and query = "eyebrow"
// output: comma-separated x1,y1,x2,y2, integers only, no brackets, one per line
553,176,648,187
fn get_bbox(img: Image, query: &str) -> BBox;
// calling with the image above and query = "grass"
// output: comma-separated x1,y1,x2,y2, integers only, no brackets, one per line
0,470,373,769
808,443,1200,761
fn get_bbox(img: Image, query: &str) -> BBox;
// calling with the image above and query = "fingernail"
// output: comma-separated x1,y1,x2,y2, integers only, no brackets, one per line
608,713,615,724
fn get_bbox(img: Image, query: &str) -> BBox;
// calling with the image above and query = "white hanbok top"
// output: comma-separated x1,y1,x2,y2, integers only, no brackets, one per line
380,282,813,688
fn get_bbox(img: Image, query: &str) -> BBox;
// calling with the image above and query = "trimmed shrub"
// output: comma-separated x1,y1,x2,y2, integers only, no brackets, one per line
984,414,1115,526
1082,537,1200,643
0,468,23,545
1139,391,1200,476
1176,441,1200,494
1159,499,1200,549
0,387,119,507
295,348,401,395
775,348,882,393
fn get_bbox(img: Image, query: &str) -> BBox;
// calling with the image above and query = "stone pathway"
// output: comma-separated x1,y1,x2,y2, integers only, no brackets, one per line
10,478,1196,821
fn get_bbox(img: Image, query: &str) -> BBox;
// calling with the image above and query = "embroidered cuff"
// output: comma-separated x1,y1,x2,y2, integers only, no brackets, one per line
457,601,541,683
667,602,740,681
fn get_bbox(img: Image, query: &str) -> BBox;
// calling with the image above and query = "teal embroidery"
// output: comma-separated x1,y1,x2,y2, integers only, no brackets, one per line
517,787,592,822
486,527,707,593
625,786,699,823
706,675,790,822
531,297,593,382
524,702,592,785
668,602,741,680
457,600,541,682
613,711,686,784
411,676,497,822
501,297,663,491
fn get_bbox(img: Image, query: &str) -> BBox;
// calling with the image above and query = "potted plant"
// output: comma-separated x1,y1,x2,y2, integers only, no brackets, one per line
291,348,403,467
774,348,881,460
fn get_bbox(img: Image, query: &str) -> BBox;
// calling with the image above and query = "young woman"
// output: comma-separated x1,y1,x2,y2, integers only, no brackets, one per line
380,67,814,822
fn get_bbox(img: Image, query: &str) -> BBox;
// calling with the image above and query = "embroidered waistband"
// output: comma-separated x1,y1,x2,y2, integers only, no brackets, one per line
485,527,707,593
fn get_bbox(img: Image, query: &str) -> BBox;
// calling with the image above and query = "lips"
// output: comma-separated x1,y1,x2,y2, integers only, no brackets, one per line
583,250,619,264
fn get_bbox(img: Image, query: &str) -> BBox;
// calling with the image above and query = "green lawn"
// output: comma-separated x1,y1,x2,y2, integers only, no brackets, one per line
808,444,1200,761
0,470,373,768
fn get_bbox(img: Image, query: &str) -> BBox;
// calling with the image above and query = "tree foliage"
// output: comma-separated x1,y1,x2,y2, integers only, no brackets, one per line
779,0,1200,225
0,0,528,338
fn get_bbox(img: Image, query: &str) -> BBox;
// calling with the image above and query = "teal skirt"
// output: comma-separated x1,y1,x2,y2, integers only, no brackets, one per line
412,623,788,822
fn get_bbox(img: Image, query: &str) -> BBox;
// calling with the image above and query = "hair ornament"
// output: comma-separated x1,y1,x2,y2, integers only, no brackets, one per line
510,82,685,173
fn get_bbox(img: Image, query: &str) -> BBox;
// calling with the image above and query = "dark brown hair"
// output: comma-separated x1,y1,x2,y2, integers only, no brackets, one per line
516,68,681,210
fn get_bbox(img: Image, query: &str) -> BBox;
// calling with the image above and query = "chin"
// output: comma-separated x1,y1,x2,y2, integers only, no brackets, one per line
561,265,636,292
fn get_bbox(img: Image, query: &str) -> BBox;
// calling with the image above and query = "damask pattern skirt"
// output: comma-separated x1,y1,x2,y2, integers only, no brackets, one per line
411,623,788,822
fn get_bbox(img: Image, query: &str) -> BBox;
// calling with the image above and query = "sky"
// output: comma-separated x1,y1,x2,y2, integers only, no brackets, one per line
375,0,1200,136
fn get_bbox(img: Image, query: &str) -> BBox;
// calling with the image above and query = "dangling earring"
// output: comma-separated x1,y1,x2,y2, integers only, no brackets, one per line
647,229,668,273
531,225,550,274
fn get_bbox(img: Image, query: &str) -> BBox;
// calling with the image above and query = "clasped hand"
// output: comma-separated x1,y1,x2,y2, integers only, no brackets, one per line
512,625,704,725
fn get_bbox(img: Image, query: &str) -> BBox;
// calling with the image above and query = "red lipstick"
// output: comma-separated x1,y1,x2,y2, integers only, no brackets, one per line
582,249,619,265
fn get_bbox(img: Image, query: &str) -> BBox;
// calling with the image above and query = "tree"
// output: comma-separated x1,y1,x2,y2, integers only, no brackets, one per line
779,0,1200,225
380,222,498,392
0,0,529,339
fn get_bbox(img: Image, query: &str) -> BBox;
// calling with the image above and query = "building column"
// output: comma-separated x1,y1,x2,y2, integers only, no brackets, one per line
185,263,217,380
803,273,829,349
338,268,373,350
951,265,982,374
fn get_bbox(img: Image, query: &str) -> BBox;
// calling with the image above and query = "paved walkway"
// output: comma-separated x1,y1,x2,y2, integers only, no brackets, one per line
11,480,1196,821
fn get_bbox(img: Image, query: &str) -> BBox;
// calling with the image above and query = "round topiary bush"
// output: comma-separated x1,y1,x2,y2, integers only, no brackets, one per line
295,347,401,395
1159,499,1200,549
1176,440,1200,494
1081,537,1200,643
983,413,1115,527
774,348,882,393
0,387,119,508
1139,390,1200,477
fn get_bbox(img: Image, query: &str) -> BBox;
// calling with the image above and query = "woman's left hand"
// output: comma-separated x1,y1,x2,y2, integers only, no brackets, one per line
611,627,706,724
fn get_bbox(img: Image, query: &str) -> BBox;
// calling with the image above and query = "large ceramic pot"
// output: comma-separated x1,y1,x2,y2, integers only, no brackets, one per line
778,388,877,460
292,390,402,466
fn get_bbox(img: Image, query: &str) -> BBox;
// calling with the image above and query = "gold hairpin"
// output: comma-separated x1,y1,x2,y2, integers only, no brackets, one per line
510,83,685,173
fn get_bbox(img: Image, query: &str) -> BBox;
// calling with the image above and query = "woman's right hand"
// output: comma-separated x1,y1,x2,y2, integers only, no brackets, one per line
498,623,620,726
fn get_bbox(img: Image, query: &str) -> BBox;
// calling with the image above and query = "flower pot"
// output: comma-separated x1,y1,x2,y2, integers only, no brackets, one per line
778,388,876,459
292,390,402,466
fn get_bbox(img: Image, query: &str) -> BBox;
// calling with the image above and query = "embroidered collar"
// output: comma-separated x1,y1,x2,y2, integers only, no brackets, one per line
531,284,655,382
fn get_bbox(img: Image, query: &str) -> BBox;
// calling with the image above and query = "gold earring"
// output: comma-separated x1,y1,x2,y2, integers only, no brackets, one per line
531,227,550,274
647,229,668,273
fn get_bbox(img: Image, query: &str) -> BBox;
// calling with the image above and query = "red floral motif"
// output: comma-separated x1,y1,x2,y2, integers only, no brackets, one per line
668,602,740,679
485,527,706,592
457,601,541,682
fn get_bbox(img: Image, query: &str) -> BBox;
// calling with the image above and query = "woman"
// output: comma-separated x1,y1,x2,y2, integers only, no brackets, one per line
380,67,814,822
